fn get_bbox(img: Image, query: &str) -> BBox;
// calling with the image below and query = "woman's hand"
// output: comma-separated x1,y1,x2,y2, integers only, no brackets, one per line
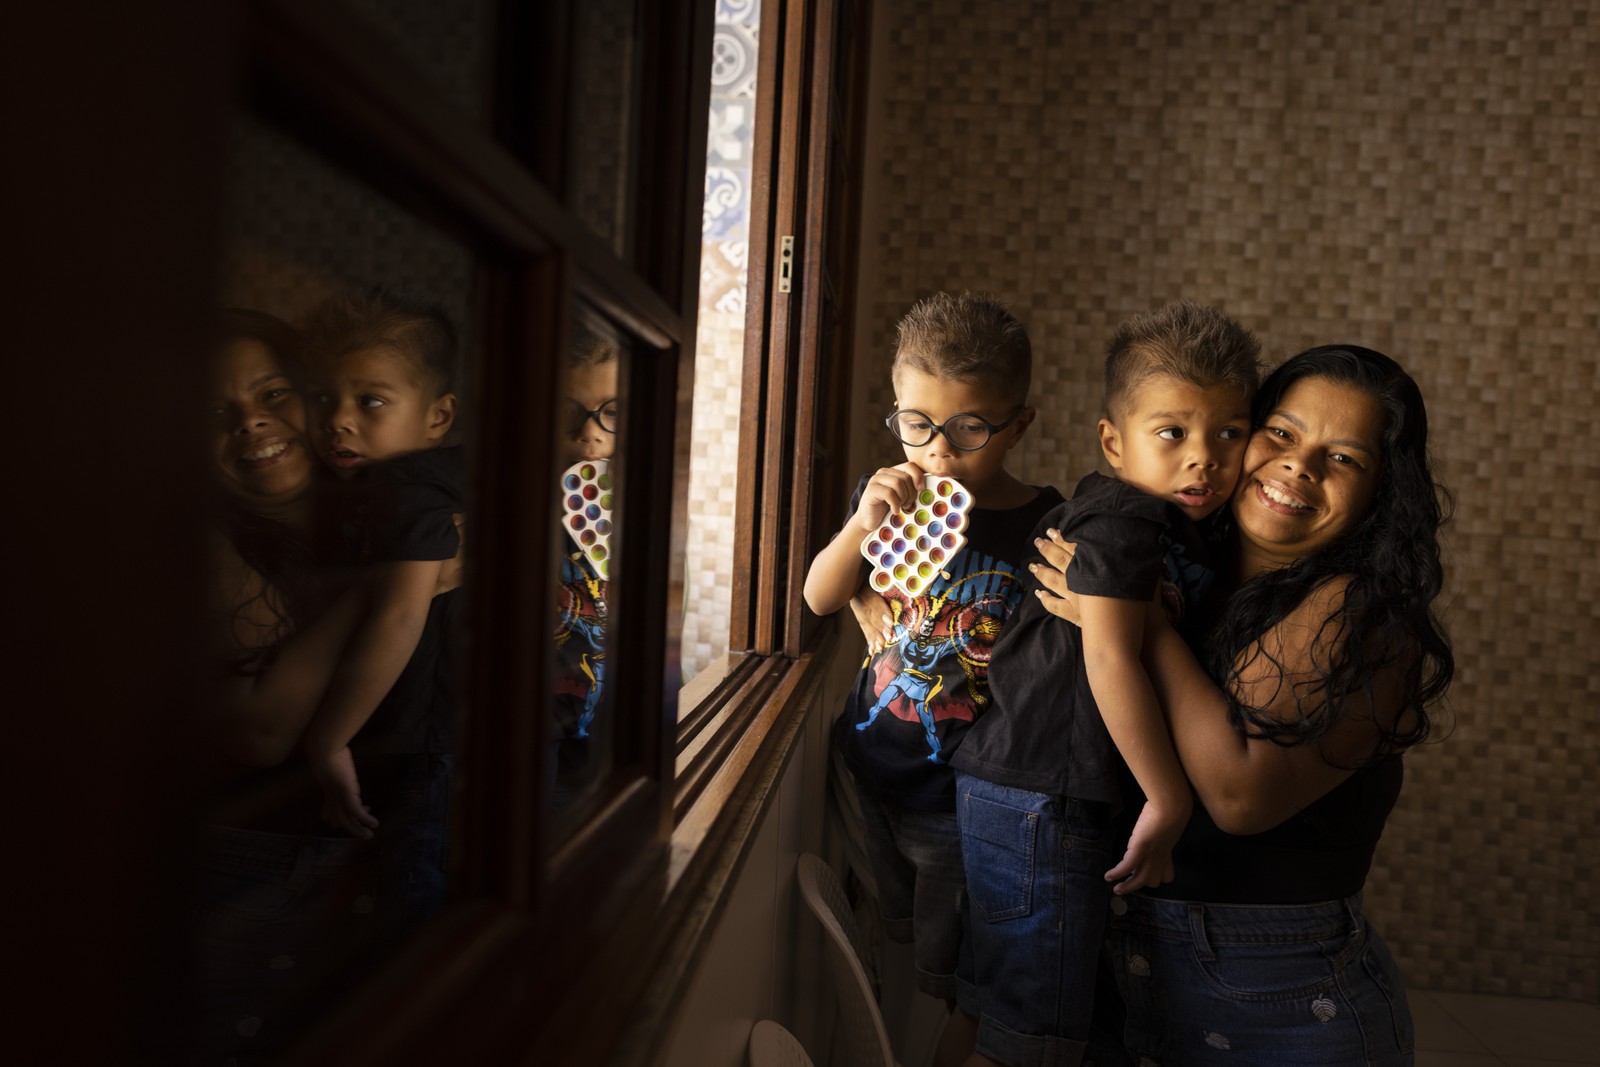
1029,530,1082,626
849,589,897,654
437,512,466,596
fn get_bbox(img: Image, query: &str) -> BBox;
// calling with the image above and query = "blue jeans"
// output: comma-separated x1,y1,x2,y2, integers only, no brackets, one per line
955,772,1117,1067
853,783,966,999
183,825,384,1066
1091,894,1414,1066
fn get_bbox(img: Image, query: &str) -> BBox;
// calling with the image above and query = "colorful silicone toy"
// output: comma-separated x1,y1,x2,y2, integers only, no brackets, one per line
858,474,972,597
560,458,614,578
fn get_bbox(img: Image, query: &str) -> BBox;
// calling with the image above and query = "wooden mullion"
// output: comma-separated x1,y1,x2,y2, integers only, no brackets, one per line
751,0,813,656
784,0,839,658
467,257,566,913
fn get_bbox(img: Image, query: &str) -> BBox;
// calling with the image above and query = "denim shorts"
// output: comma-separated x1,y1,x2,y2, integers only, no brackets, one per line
1092,893,1414,1067
852,783,966,999
954,772,1117,1067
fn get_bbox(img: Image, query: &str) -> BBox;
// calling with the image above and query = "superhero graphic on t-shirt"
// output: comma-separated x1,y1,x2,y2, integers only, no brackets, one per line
555,553,607,738
855,548,1025,761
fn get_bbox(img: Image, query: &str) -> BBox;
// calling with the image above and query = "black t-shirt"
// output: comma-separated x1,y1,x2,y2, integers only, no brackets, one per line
1148,755,1405,904
347,447,463,565
951,471,1227,806
342,447,464,756
832,474,1065,812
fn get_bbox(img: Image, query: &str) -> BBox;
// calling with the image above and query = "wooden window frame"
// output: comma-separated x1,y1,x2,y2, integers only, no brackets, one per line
12,0,868,1062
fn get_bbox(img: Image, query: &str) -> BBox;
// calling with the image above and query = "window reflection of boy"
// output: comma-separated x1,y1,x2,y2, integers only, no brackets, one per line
551,325,620,804
298,289,460,843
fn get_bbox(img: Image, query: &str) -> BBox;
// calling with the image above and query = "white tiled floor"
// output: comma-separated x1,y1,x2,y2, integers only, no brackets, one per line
1414,989,1600,1066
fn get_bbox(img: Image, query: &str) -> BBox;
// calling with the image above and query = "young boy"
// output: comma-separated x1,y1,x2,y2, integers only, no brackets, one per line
299,285,463,923
948,301,1261,1067
803,292,1064,1012
552,322,618,802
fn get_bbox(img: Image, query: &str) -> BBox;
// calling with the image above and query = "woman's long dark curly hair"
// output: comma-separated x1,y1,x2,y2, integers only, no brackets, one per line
1208,345,1455,759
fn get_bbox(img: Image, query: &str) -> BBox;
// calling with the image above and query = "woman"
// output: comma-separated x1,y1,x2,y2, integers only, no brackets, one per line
193,309,463,1065
190,310,379,1067
1034,345,1452,1066
208,308,361,763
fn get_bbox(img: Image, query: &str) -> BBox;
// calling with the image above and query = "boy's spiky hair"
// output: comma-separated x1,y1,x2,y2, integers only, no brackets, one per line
892,291,1031,406
301,285,458,395
1104,301,1261,420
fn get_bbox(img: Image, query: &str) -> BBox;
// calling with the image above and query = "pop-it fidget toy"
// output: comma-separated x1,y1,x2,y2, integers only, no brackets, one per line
561,459,614,578
858,474,972,597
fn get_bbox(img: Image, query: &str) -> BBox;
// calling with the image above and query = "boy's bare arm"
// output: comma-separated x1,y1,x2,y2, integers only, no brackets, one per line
1079,592,1193,891
803,463,922,615
803,526,873,616
304,558,444,759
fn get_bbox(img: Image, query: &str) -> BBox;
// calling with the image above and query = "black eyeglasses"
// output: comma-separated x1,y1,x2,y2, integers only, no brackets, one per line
565,397,619,435
885,406,1023,451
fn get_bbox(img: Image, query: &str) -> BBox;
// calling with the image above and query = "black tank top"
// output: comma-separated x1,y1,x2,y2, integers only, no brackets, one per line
1150,755,1404,904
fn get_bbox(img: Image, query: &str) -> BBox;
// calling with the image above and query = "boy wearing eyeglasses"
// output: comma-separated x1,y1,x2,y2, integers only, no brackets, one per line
802,292,1063,1033
552,323,620,801
947,301,1260,1067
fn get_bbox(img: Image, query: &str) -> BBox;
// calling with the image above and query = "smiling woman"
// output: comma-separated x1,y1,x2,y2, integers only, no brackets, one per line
212,311,317,520
1234,374,1387,570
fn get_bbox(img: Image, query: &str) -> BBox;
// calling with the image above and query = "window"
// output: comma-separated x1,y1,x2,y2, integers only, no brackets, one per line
10,0,870,1062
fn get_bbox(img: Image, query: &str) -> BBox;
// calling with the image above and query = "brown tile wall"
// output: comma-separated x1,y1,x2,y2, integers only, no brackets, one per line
852,0,1600,1000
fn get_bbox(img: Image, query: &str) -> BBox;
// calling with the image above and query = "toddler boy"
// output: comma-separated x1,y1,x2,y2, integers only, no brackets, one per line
949,300,1261,1067
300,285,463,925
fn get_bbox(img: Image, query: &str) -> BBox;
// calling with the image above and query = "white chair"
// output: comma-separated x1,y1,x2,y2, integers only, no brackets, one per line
747,1019,815,1067
796,853,901,1067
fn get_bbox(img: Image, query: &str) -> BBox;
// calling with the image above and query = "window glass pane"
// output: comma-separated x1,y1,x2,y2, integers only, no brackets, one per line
681,0,761,684
177,112,476,1064
567,0,639,255
345,0,500,119
548,307,629,834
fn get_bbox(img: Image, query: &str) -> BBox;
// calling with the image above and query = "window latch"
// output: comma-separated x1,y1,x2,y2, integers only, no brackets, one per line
778,235,794,293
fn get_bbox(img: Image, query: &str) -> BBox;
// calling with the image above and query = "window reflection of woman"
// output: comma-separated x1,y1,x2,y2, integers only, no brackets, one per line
208,310,357,756
1034,346,1453,1066
190,310,406,1066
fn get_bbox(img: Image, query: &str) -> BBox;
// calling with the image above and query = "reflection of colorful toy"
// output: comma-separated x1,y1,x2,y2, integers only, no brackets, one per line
859,475,971,597
561,459,614,579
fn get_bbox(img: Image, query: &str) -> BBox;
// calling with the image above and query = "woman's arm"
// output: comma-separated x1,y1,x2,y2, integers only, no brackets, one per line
1140,583,1405,834
1034,534,1404,835
208,542,366,767
209,539,463,768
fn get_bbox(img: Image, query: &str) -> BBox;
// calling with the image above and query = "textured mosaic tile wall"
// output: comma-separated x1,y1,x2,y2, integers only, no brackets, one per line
683,0,761,682
851,0,1600,1000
